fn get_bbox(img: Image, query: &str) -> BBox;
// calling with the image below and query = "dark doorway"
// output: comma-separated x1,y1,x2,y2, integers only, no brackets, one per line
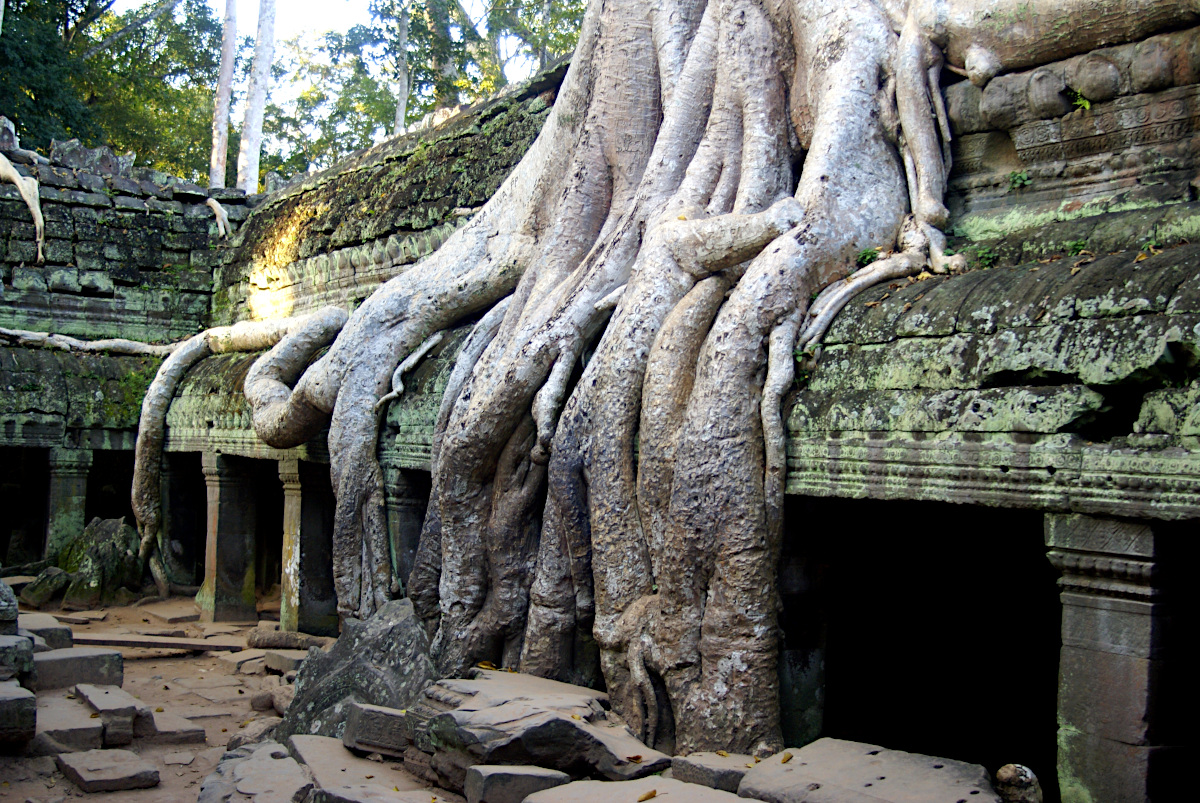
85,450,136,525
0,446,49,565
779,496,1062,802
162,452,207,586
245,459,284,610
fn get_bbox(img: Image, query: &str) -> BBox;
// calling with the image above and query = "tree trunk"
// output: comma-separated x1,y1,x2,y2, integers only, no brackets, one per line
393,6,410,136
236,0,277,193
189,0,1199,756
209,0,237,188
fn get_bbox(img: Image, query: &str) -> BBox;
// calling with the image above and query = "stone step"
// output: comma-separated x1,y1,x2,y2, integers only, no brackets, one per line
30,693,103,755
0,678,36,746
74,683,151,746
140,709,208,744
264,648,309,673
57,748,160,792
19,611,75,651
288,733,425,793
29,646,123,690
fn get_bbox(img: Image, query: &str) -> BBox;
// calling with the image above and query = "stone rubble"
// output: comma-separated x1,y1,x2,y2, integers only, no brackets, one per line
463,764,572,803
671,750,757,792
56,747,160,792
28,645,123,690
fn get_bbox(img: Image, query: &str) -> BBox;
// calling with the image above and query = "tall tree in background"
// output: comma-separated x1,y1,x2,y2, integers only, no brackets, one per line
208,0,236,188
237,0,276,192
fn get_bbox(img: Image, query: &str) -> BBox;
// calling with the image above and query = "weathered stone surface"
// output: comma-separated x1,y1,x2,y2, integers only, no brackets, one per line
58,517,142,610
58,748,160,792
0,579,17,636
671,751,754,793
272,684,296,716
227,716,282,750
308,785,437,803
74,683,149,746
0,678,36,745
464,764,571,803
18,612,73,650
253,689,277,711
50,139,123,175
525,776,742,802
343,701,412,757
19,628,50,652
265,648,311,673
30,694,104,754
30,646,123,690
736,739,1000,803
288,733,424,793
19,567,72,608
0,633,34,680
416,669,670,792
276,599,437,742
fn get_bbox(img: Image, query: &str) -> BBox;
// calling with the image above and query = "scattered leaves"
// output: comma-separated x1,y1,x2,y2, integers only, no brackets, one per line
781,752,794,764
902,302,913,313
626,755,643,764
478,660,498,670
571,714,582,720
864,301,881,308
1135,252,1149,262
90,712,100,718
716,750,730,757
638,791,658,801
156,707,164,712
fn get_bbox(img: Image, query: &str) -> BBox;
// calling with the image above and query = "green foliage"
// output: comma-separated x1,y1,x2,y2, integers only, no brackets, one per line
1069,88,1091,110
1066,239,1088,256
856,247,880,267
972,245,997,268
1008,170,1032,191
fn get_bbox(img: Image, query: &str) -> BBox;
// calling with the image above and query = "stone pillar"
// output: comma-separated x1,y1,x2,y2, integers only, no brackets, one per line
45,448,92,559
279,460,338,636
1045,514,1182,803
197,453,257,622
383,466,427,596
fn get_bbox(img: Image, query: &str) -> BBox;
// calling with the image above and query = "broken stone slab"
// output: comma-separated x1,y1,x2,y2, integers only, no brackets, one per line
0,579,17,636
164,750,196,765
19,628,50,652
524,776,742,802
227,716,282,750
141,598,201,624
343,701,412,757
30,694,104,755
29,646,123,690
736,738,1002,803
272,684,295,715
464,765,571,803
141,709,208,744
0,633,34,680
55,610,107,625
19,567,71,608
308,784,437,803
419,669,671,792
0,678,36,745
672,751,755,792
57,748,160,792
265,648,311,673
231,742,314,802
219,646,267,671
288,733,425,793
74,683,151,746
19,612,73,649
276,599,438,742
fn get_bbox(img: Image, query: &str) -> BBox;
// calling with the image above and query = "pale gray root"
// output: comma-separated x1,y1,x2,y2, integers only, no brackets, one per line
0,152,45,264
133,312,340,596
374,331,445,412
206,198,232,238
0,327,176,356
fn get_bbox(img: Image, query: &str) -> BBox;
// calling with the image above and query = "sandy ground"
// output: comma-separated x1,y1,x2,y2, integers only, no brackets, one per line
1,597,457,802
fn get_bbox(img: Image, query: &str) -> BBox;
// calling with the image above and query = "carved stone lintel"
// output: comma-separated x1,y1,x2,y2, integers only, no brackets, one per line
1045,514,1159,602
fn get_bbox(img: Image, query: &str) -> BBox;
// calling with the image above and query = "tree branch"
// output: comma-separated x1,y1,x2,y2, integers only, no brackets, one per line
82,0,184,60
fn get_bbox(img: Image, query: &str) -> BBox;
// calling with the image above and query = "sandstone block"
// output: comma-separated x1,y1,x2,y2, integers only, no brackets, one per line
524,776,741,802
31,694,103,755
288,733,424,793
272,684,295,716
227,716,281,750
144,709,208,744
343,701,412,757
0,633,34,680
464,765,571,803
0,678,36,745
265,648,310,673
0,579,17,636
19,628,50,652
57,748,160,792
672,751,755,792
736,738,1000,803
30,647,123,690
75,683,149,746
307,785,434,803
19,612,72,649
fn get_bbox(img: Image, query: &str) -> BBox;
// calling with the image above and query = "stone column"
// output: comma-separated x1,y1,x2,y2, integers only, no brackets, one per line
383,466,427,596
278,460,337,636
1045,514,1181,803
197,453,257,622
45,448,93,559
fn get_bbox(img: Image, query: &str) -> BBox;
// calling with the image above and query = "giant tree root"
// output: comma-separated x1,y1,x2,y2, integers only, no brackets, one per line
222,0,1199,756
1,152,44,264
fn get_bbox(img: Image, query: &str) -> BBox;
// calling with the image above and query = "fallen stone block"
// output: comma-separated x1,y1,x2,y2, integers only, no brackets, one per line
18,613,73,650
465,765,571,803
252,689,276,711
672,751,755,792
0,633,34,680
57,748,160,792
265,648,310,673
19,567,71,609
272,683,295,715
343,701,412,757
229,741,313,802
29,646,123,690
75,683,149,746
30,695,103,755
0,678,36,745
227,716,281,750
143,709,208,744
524,776,742,801
19,628,50,652
288,733,425,793
0,580,18,636
219,647,267,672
308,784,436,803
419,669,671,792
736,738,1001,803
141,598,200,624
55,610,107,625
